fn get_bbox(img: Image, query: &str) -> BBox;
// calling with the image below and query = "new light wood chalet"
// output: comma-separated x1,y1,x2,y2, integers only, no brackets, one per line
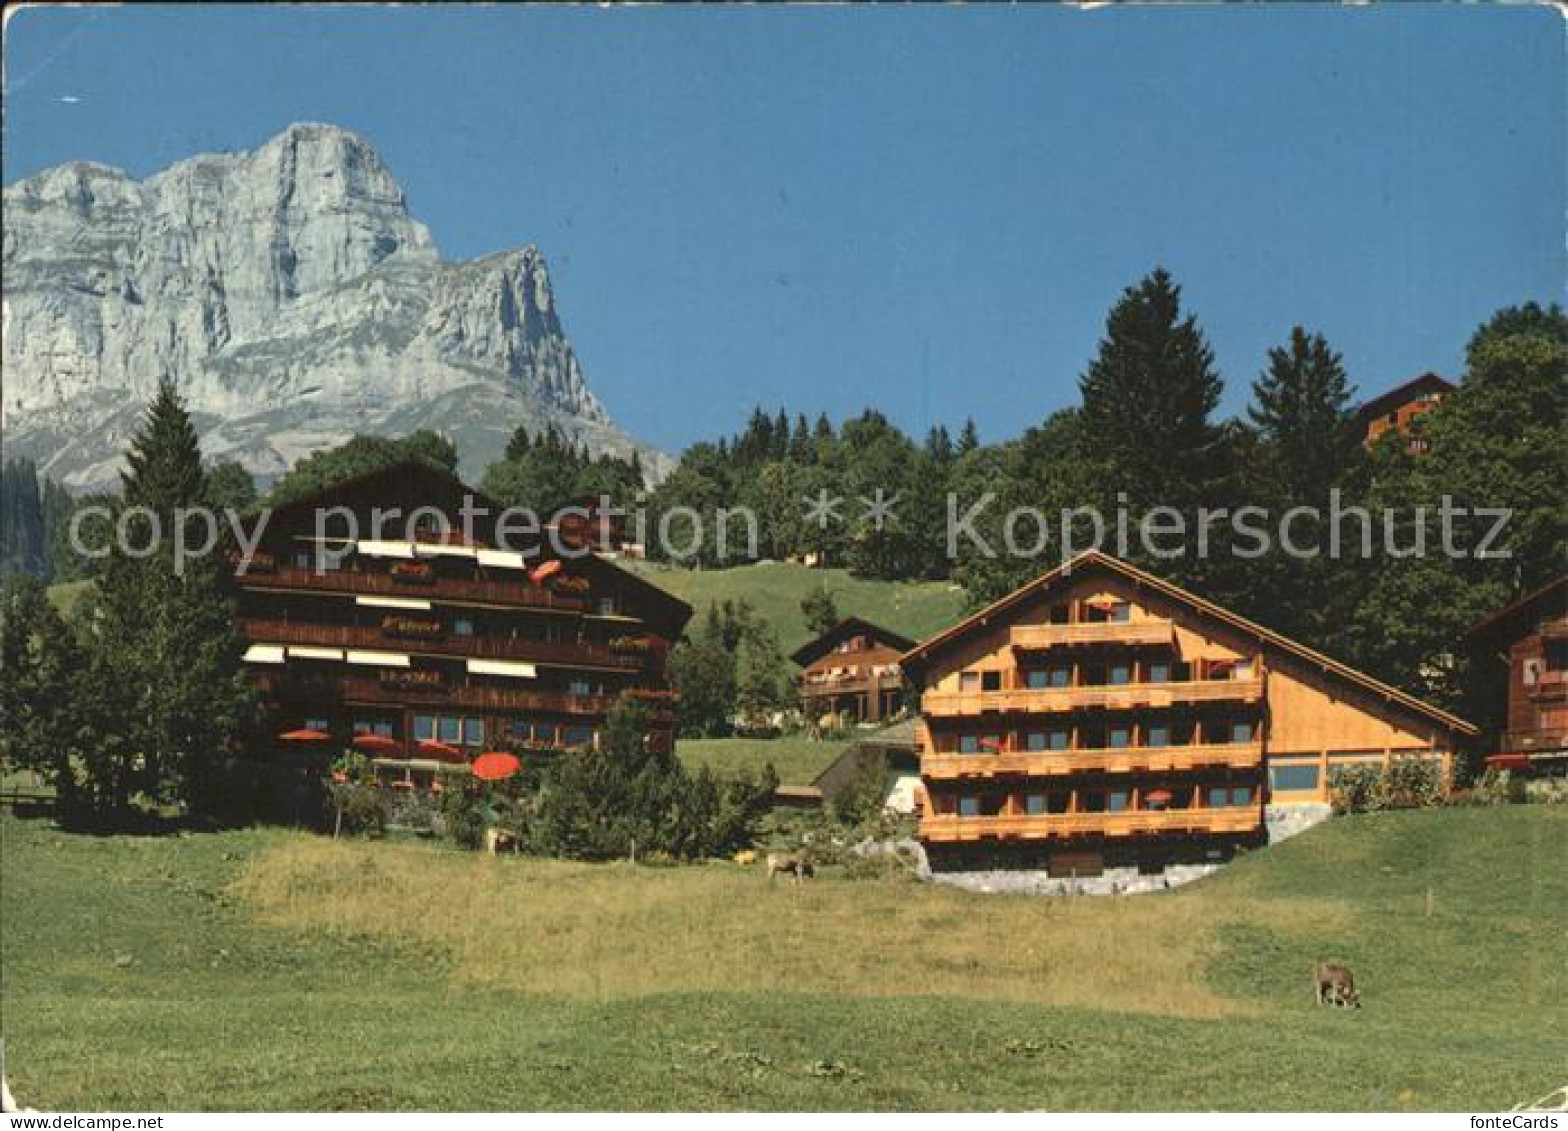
232,461,691,783
900,551,1475,872
792,617,915,726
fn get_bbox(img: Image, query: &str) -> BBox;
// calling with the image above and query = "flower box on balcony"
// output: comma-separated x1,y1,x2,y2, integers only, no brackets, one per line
391,561,435,584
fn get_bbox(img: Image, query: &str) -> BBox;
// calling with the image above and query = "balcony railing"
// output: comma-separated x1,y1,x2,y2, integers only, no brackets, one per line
921,676,1265,716
251,671,675,722
238,618,647,673
236,565,589,612
1010,620,1175,649
920,804,1263,843
922,740,1263,780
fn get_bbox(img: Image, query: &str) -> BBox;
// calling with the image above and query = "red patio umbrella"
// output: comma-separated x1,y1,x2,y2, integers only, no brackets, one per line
278,728,331,743
529,559,564,585
1143,789,1174,806
352,733,403,755
472,752,522,782
416,739,466,763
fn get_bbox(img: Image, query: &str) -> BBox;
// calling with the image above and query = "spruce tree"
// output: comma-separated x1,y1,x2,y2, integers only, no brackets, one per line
1249,326,1358,497
86,379,254,818
1079,268,1224,512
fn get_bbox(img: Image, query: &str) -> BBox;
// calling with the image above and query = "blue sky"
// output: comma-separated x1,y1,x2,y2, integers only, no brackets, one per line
5,5,1562,454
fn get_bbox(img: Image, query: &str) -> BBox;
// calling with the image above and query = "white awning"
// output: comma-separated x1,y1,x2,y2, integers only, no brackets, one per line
289,646,344,661
356,540,418,559
355,596,433,611
467,658,538,680
346,650,411,668
242,644,286,665
476,548,530,570
414,543,478,558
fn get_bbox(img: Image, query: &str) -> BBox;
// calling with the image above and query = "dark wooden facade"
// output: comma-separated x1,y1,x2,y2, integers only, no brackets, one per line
234,461,690,773
791,617,915,725
1465,576,1568,772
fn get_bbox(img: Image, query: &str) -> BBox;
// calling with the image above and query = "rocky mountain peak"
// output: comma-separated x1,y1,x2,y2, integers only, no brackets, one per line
2,123,660,491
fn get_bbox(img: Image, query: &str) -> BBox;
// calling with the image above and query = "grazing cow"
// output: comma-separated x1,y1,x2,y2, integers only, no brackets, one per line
484,827,519,856
1313,962,1362,1009
767,853,814,884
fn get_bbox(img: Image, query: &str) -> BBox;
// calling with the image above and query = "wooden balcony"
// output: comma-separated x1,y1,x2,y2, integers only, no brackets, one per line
238,618,648,673
251,671,675,722
922,741,1263,780
922,676,1265,716
1010,620,1175,649
236,565,589,613
920,804,1263,843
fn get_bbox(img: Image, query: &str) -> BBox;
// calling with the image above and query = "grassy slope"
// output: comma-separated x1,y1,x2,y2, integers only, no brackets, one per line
3,806,1563,1111
624,560,967,656
676,737,847,785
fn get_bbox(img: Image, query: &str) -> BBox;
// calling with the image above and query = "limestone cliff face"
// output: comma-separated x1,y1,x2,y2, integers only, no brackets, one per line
2,123,662,490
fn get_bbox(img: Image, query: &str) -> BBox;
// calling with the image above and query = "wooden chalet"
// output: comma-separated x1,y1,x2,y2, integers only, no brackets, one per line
1464,575,1568,774
792,617,915,726
233,461,690,785
1356,372,1454,451
900,551,1475,872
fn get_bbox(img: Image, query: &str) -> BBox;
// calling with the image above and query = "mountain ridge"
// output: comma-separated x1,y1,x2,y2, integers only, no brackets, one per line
2,122,668,491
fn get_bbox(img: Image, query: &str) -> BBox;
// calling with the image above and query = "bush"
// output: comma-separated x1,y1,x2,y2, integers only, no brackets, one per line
440,781,489,850
326,781,388,837
1331,757,1443,814
1525,778,1568,805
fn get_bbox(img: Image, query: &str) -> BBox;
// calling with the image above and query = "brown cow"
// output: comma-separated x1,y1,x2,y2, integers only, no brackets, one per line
767,853,814,884
1313,962,1361,1009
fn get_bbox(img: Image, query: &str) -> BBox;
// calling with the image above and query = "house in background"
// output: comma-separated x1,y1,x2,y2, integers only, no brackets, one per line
811,717,924,813
1356,371,1455,451
1465,575,1568,775
792,617,915,726
900,551,1474,875
232,461,690,788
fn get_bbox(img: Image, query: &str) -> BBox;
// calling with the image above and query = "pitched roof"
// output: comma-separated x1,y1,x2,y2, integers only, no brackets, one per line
1463,575,1568,645
1354,372,1455,422
790,616,918,667
901,550,1476,737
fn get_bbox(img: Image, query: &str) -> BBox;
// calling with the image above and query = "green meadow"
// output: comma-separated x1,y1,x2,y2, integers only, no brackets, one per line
2,805,1563,1111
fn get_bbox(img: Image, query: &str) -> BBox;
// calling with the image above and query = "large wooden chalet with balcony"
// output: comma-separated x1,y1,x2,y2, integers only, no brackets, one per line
232,461,690,785
900,551,1475,873
1465,575,1568,776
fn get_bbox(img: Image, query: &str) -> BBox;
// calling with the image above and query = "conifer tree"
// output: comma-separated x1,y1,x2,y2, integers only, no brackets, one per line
1249,326,1358,497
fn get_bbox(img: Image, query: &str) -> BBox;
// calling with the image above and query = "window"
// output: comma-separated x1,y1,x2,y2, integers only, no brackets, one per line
1047,792,1071,814
1146,661,1171,684
1107,789,1130,812
959,735,981,755
981,671,1002,692
452,617,474,637
1025,669,1050,690
1231,785,1254,807
304,717,331,733
534,723,558,747
1108,726,1132,749
1109,602,1132,624
353,718,395,738
1270,763,1321,792
1025,731,1048,753
1024,794,1047,815
1080,790,1107,813
1230,722,1254,744
568,678,592,696
1080,664,1107,686
1145,724,1171,748
414,715,436,742
1108,663,1132,685
438,717,462,744
563,726,596,749
462,717,484,747
1046,729,1070,751
1047,666,1072,688
959,672,981,692
598,597,617,616
418,715,483,747
1207,786,1231,808
958,796,981,817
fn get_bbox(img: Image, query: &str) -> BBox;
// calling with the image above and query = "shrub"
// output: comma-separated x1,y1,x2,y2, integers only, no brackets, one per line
326,781,388,837
1525,778,1568,805
1331,757,1444,814
440,781,489,850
